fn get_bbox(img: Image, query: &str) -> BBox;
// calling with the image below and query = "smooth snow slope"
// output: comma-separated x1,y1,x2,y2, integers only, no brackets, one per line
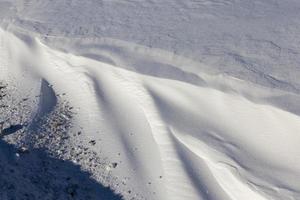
1,0,300,200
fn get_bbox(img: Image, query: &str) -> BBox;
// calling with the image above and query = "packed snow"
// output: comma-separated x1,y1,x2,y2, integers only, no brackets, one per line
1,0,300,200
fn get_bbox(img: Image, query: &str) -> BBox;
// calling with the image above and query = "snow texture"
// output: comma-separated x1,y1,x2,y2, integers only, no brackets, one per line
1,0,300,200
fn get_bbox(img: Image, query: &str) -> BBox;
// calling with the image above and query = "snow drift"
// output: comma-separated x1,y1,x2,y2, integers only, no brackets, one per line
1,0,300,200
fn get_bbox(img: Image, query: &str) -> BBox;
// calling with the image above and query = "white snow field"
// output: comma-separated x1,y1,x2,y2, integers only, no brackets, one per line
1,0,300,200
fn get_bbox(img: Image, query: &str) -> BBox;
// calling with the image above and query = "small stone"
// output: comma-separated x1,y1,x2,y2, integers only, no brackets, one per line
111,162,118,168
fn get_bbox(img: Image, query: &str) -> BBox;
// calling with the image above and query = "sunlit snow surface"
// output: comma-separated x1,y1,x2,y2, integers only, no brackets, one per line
1,0,300,199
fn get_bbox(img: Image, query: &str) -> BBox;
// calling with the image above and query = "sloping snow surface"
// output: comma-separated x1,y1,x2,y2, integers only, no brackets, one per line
1,0,300,200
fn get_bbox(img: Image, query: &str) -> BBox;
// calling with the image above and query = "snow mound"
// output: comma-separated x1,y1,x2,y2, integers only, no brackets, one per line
1,0,300,200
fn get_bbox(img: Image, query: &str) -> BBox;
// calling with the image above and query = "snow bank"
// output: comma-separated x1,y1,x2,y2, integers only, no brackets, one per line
1,0,300,199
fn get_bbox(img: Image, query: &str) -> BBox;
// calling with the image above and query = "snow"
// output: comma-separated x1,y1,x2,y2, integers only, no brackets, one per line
1,0,300,200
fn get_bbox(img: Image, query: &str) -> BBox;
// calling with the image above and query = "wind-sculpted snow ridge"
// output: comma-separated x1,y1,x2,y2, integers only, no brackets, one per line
1,26,300,200
1,0,300,200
